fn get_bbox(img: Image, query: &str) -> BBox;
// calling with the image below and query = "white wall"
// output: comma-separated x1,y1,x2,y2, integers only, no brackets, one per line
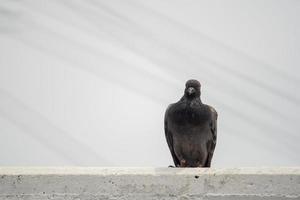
0,0,299,167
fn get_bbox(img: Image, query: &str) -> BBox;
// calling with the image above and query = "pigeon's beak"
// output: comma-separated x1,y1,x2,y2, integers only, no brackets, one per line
187,87,195,95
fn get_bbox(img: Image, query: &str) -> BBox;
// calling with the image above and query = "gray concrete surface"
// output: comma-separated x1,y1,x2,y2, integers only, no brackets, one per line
0,167,299,199
1,0,300,167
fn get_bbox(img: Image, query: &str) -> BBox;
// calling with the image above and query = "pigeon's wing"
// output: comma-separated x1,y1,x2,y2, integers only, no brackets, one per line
164,105,180,167
205,106,218,167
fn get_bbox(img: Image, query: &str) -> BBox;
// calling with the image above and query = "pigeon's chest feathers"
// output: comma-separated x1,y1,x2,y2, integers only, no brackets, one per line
171,101,211,127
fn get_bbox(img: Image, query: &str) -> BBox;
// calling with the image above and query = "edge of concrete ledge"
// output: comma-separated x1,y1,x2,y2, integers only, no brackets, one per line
1,167,299,199
0,167,299,175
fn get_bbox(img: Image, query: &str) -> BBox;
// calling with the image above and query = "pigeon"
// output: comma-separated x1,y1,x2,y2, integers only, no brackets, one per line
164,79,217,167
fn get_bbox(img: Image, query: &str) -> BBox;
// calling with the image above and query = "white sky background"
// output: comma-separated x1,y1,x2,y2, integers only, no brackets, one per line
0,0,299,167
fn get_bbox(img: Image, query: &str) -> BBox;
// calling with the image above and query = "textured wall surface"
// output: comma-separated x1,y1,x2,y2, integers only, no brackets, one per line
0,167,299,199
0,0,300,167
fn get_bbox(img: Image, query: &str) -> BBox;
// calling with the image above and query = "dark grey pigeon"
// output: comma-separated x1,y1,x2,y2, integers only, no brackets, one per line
164,79,217,167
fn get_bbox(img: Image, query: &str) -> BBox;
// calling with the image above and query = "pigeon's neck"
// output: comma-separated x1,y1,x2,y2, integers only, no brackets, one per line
181,96,202,104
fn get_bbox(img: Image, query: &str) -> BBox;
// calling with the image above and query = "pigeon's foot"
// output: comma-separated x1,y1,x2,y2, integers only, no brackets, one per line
180,159,187,167
168,165,175,168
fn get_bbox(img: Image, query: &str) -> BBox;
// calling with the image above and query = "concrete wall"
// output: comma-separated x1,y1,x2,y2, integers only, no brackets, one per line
1,0,300,167
0,167,299,200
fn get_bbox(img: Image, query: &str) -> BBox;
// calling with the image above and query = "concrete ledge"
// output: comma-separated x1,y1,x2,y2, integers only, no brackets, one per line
0,167,299,199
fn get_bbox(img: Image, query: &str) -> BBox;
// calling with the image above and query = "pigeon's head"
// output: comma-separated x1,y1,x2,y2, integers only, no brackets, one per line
184,79,201,98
